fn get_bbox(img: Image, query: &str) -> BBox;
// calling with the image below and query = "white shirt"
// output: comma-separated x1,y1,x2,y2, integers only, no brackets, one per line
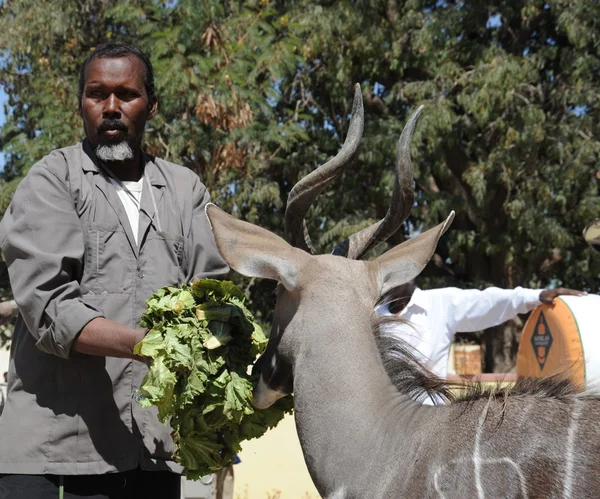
376,286,543,379
108,177,143,245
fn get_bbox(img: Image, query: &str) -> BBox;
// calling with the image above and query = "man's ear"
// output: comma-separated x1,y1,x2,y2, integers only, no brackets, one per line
148,97,158,120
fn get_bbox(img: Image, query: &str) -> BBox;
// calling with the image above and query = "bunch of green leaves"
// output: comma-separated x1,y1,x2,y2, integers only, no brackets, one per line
134,279,293,479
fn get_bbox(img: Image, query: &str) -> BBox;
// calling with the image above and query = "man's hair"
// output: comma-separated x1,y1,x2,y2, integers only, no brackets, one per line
77,42,156,108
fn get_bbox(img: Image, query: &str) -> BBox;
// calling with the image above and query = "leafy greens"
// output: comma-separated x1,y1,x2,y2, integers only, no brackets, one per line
134,279,293,479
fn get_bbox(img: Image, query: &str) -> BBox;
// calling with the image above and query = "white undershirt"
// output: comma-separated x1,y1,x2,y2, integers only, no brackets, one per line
108,177,144,245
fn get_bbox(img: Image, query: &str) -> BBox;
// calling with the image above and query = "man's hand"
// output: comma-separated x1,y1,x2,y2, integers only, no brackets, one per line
539,288,587,305
0,300,18,326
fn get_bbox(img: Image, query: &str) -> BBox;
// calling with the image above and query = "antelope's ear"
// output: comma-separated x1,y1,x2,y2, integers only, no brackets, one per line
371,212,454,297
205,204,308,290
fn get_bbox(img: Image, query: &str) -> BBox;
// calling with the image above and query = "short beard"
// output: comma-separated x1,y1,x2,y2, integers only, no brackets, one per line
95,141,134,162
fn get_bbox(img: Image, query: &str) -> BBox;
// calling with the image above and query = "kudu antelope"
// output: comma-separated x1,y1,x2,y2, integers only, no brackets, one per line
206,86,600,498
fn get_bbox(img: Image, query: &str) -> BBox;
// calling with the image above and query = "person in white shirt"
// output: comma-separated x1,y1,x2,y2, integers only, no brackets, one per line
376,281,586,379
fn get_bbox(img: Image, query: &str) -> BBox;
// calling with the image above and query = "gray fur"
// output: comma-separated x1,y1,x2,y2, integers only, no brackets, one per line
206,205,600,499
269,257,600,498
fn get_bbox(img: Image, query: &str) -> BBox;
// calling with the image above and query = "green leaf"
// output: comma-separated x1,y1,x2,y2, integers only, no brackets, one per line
134,327,165,357
204,321,233,349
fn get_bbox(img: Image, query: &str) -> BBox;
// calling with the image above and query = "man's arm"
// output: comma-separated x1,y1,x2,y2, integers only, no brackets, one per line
1,159,140,360
443,286,586,334
73,317,146,360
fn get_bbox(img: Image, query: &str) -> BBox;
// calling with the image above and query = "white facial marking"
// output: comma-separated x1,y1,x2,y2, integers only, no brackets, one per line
253,374,287,409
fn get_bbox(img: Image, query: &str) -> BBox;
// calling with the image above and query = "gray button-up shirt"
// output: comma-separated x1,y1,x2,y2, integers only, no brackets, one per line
0,140,229,475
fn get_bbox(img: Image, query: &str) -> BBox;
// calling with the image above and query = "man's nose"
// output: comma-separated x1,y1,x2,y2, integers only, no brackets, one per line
103,94,121,117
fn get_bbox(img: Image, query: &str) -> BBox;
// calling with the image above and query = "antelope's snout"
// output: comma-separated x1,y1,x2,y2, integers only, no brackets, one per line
252,374,287,409
251,351,292,409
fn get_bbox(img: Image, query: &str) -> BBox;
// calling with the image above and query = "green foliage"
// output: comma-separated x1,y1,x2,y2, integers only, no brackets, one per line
135,279,292,479
282,0,600,294
1,0,600,335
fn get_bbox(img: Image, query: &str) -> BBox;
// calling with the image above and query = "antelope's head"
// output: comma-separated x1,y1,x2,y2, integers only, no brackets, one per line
206,85,454,409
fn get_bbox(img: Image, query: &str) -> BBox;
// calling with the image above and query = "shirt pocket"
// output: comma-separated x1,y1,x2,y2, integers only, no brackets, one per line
82,222,132,294
141,230,185,287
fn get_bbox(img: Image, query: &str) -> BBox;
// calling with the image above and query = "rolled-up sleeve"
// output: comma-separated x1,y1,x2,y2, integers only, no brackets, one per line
184,174,229,282
0,159,103,358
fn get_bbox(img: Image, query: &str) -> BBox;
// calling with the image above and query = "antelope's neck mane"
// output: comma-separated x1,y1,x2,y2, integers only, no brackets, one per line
373,315,584,408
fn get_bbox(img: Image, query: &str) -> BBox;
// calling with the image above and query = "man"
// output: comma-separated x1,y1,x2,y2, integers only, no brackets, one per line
377,281,585,381
0,43,228,498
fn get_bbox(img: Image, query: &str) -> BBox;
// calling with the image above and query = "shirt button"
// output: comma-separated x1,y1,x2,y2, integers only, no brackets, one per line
134,393,143,403
138,270,145,278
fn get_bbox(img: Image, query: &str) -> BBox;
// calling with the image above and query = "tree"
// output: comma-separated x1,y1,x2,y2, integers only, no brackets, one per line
1,0,599,352
273,0,600,294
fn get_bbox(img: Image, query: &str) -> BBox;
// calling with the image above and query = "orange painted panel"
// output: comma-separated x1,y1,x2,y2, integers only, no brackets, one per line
517,299,585,388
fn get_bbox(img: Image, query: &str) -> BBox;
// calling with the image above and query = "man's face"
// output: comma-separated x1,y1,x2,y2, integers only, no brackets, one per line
80,56,157,154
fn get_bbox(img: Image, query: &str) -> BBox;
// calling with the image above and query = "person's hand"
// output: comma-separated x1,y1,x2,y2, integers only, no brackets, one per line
539,288,587,305
0,300,18,326
132,328,151,364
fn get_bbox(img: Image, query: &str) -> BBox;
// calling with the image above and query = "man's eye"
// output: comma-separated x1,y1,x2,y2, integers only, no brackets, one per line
88,91,105,99
118,92,138,101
